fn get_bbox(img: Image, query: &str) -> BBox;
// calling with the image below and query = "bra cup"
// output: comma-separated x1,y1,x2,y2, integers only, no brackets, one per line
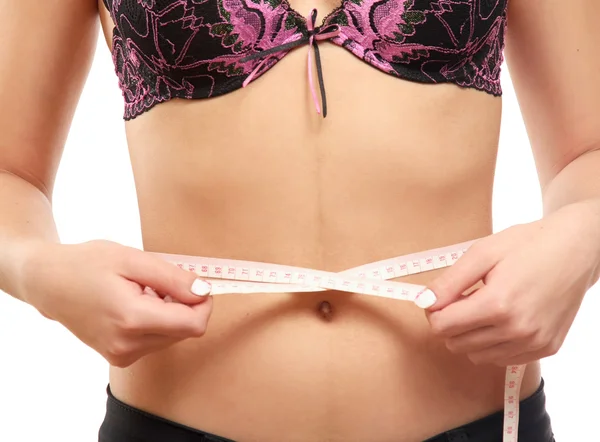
154,0,177,10
121,0,147,24
478,0,507,20
108,0,508,120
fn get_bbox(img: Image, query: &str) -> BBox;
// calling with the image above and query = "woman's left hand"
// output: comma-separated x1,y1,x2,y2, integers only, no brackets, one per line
422,199,600,367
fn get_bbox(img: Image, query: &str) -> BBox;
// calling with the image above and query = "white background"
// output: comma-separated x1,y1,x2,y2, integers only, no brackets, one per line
0,30,598,442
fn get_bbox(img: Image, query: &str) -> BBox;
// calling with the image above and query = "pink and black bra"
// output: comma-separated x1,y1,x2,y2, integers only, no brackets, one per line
102,0,508,120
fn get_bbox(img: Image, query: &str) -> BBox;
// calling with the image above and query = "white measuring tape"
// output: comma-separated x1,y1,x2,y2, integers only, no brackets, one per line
152,239,525,442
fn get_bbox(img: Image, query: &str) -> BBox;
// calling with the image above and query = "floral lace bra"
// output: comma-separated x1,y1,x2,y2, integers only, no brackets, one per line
102,0,508,120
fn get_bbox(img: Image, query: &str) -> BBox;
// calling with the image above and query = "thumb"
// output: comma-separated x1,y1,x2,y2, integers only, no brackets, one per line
415,241,498,312
121,249,212,304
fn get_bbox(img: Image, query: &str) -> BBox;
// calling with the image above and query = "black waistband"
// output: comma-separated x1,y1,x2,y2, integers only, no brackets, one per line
100,379,553,442
100,385,235,442
424,378,553,442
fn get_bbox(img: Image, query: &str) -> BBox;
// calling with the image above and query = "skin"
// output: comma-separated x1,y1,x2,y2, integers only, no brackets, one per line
0,0,599,441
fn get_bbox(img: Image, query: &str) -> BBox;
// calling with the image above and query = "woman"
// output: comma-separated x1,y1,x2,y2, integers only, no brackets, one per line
1,0,599,441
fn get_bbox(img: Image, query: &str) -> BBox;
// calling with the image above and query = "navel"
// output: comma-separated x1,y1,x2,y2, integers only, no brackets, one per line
317,300,333,321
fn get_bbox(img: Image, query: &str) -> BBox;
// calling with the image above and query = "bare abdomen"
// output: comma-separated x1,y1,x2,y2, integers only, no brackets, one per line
109,42,540,442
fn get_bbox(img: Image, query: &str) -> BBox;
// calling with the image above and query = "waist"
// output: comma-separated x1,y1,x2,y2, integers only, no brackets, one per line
109,239,542,441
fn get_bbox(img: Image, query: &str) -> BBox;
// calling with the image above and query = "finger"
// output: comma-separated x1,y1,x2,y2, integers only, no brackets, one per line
106,335,181,368
140,334,183,355
466,341,523,366
421,237,500,312
445,325,510,354
428,287,500,337
120,249,212,304
143,286,161,299
493,340,562,366
131,334,181,354
494,349,550,366
132,295,214,339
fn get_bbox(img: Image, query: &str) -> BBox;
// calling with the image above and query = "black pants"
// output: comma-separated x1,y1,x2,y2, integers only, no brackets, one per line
99,379,554,442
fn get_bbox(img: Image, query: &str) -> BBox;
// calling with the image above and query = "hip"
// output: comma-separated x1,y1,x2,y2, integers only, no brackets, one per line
101,378,553,442
108,320,542,441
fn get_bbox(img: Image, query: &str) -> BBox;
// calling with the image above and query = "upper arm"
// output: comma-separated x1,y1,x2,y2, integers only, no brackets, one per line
0,0,99,199
504,0,600,189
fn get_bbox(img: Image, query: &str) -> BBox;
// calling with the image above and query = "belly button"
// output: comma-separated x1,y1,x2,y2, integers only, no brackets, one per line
317,301,333,321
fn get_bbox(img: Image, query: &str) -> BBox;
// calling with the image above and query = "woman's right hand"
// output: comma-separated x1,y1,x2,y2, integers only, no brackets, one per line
17,240,213,368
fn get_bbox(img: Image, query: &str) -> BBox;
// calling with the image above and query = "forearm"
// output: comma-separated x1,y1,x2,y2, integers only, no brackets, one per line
541,147,600,215
0,170,60,301
541,147,600,284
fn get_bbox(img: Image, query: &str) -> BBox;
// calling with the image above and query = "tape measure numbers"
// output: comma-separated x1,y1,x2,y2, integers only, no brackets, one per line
152,239,525,442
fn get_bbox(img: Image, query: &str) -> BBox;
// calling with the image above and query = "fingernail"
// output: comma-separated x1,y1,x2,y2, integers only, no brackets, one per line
415,289,437,309
191,279,212,296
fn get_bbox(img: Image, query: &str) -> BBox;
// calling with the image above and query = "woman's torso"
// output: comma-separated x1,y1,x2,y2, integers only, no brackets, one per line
98,1,541,440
